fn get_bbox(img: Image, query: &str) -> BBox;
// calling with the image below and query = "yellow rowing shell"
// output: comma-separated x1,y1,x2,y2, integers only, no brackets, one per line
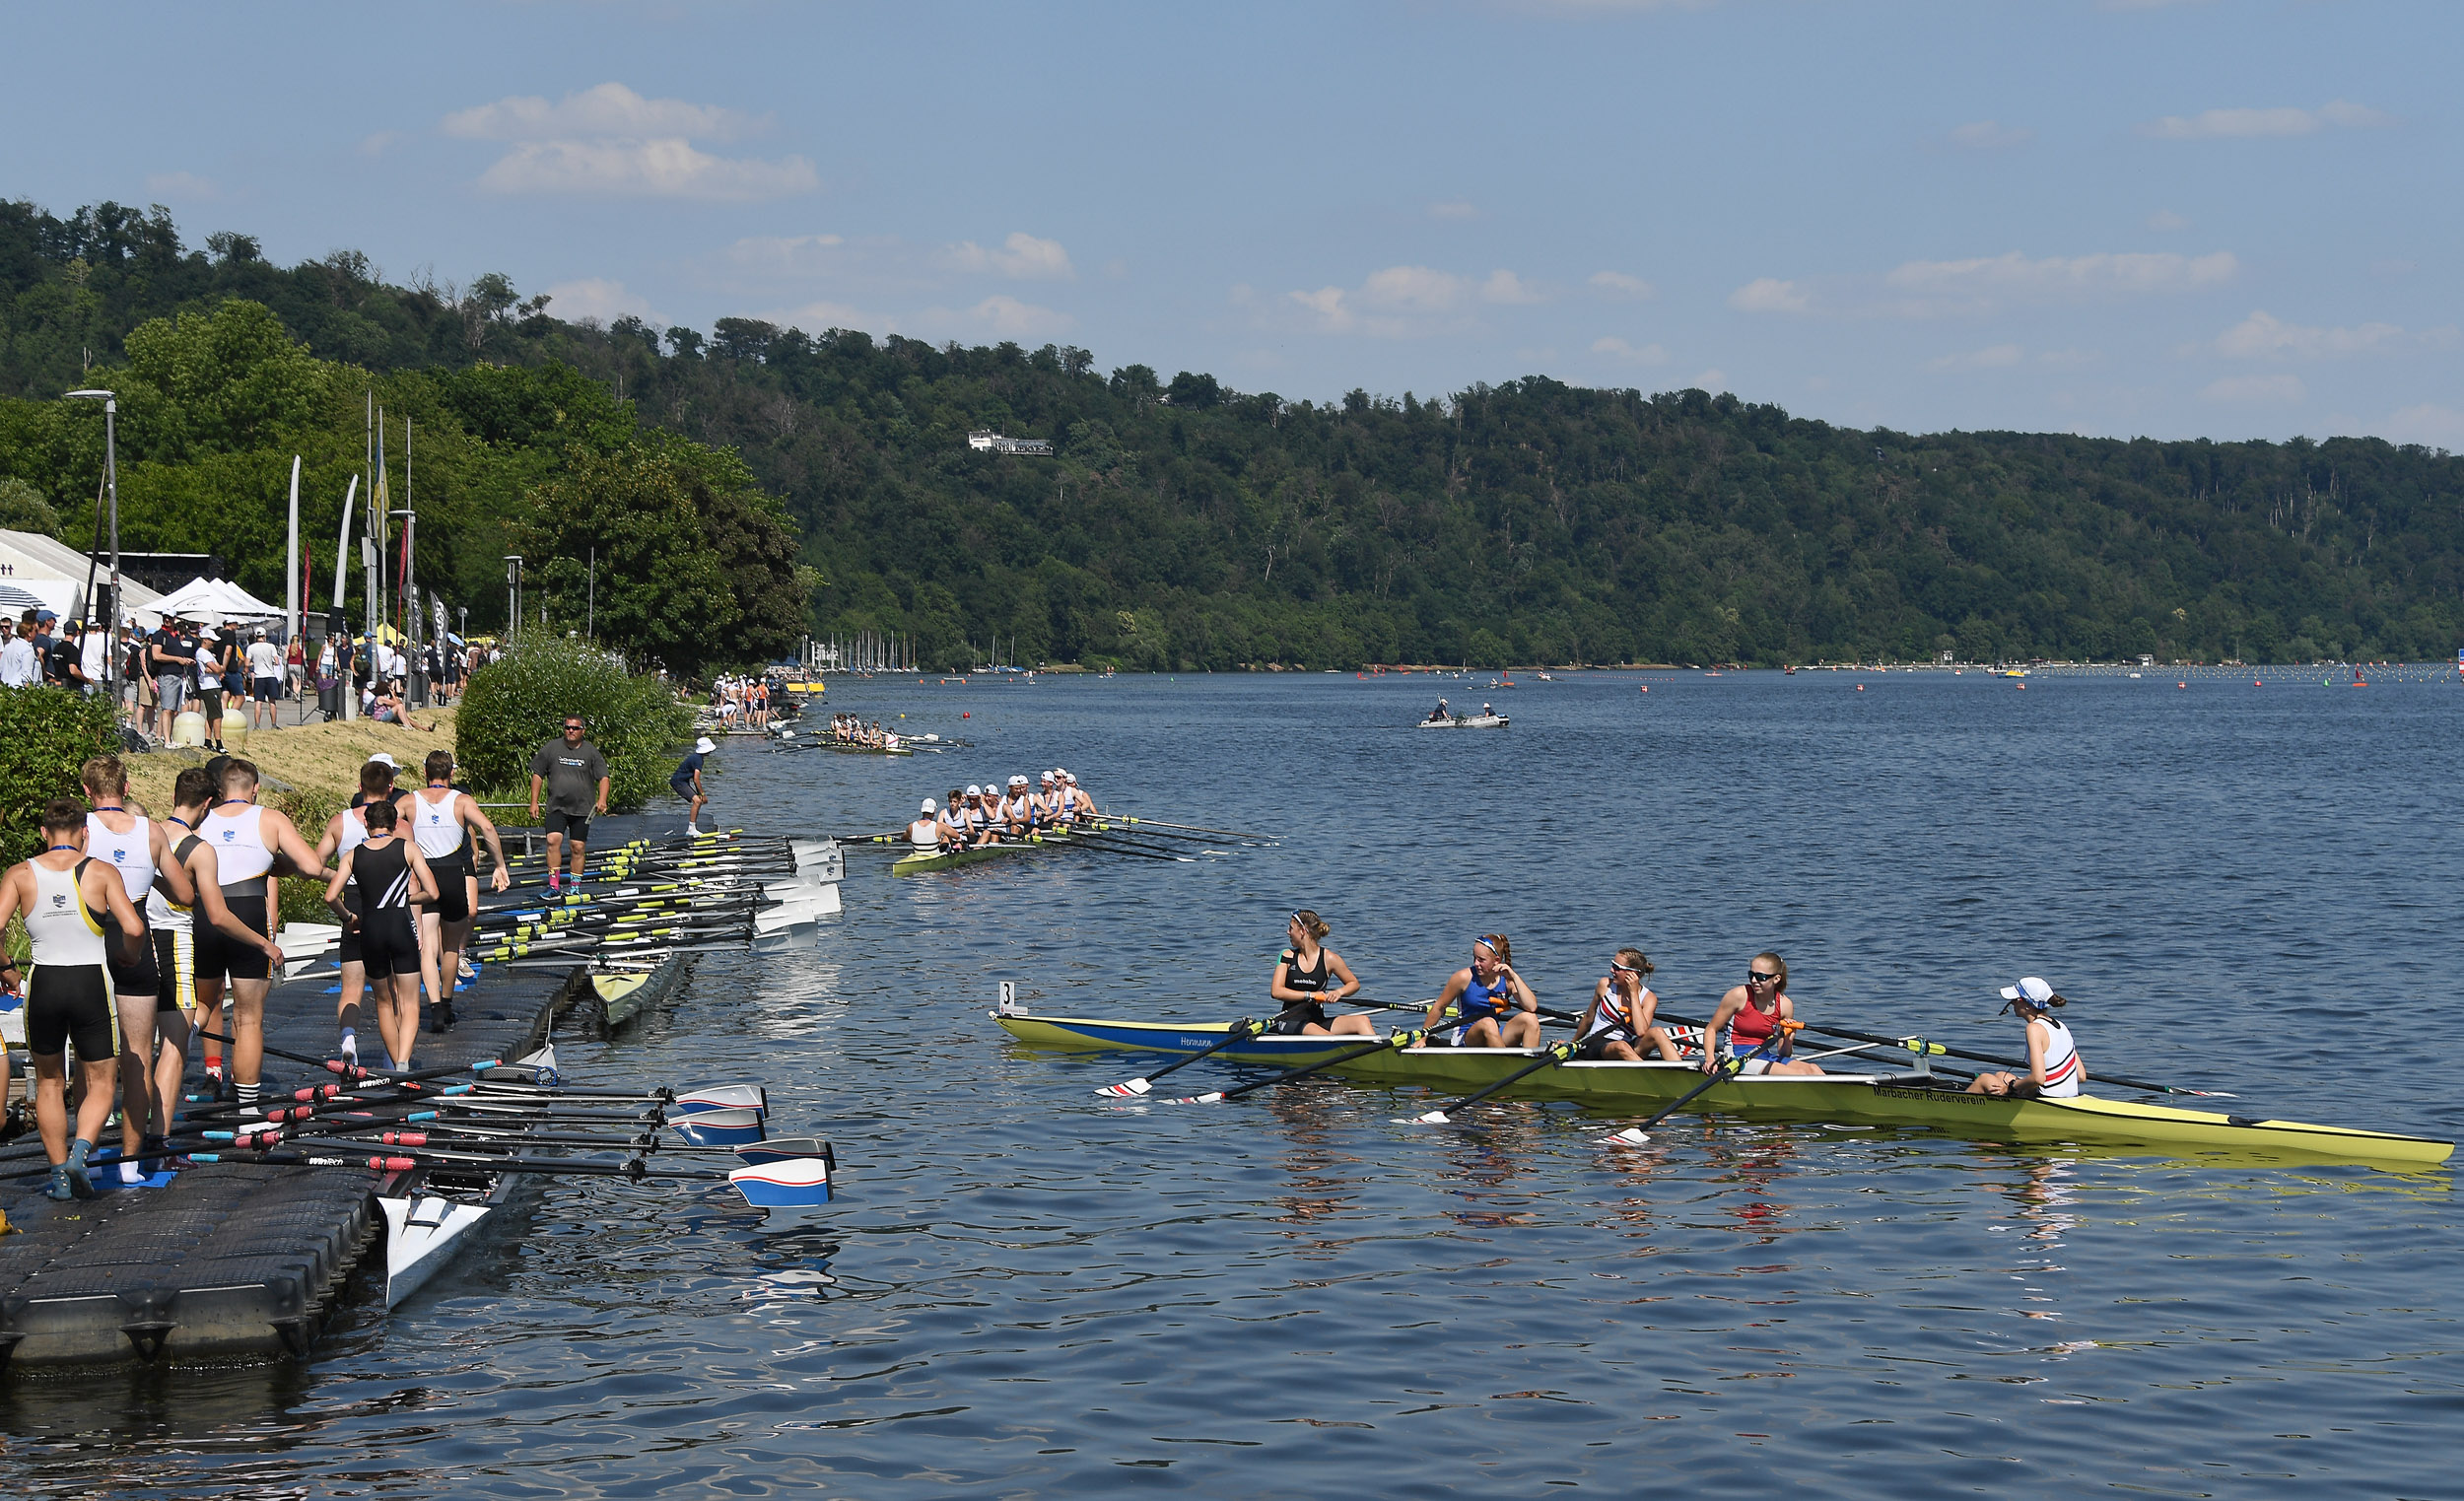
993,1012,2453,1167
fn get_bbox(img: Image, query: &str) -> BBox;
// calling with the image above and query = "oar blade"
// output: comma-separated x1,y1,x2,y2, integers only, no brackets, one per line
1601,1126,1653,1145
727,1156,832,1209
1402,1109,1452,1126
734,1135,835,1168
1158,1090,1227,1106
1095,1077,1154,1098
673,1082,769,1114
668,1109,767,1147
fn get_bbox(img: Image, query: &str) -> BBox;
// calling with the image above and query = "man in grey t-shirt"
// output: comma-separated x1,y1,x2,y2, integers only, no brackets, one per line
528,715,611,889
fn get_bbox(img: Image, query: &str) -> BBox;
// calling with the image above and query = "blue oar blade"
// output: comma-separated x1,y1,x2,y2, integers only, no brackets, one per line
728,1157,831,1209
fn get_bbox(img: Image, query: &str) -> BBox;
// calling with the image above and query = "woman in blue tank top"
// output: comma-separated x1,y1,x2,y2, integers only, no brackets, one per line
1423,933,1542,1048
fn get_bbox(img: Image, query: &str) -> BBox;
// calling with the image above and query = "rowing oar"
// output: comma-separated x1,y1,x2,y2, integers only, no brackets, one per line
1399,1039,1584,1126
1598,1022,1803,1145
190,1030,502,1089
1159,1029,1427,1105
1096,1013,1285,1097
1780,1019,2231,1098
1042,832,1187,862
1106,814,1275,841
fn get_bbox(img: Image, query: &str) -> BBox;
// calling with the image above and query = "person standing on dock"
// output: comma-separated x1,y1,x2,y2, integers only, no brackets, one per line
325,798,439,1072
194,760,325,1109
529,716,610,891
671,736,715,834
410,750,510,1039
0,800,146,1199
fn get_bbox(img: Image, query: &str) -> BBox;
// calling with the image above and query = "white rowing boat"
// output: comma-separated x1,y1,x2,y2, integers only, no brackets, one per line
1419,713,1509,728
376,1042,555,1308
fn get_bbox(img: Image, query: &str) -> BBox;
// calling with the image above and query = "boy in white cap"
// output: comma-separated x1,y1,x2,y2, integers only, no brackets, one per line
909,799,943,852
671,736,717,834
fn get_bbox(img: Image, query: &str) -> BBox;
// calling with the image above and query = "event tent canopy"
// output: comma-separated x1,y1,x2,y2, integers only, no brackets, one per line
148,576,285,623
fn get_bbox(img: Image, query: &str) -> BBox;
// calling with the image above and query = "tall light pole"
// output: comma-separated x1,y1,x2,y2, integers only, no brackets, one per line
504,555,522,641
64,389,118,709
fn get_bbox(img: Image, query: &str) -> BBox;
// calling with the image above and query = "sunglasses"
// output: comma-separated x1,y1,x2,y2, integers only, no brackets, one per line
1747,971,1780,984
1611,963,1642,975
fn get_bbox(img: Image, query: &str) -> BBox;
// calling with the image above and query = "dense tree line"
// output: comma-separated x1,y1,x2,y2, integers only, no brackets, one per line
4,198,2461,667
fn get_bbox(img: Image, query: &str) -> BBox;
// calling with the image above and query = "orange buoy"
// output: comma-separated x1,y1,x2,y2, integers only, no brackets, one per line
962,711,971,717
1856,684,1865,691
2177,682,2187,689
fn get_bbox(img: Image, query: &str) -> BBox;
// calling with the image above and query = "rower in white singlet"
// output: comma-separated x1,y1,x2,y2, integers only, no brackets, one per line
910,799,944,852
1967,976,2086,1099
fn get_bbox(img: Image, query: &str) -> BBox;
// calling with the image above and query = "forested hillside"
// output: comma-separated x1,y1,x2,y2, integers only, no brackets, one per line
4,198,2460,668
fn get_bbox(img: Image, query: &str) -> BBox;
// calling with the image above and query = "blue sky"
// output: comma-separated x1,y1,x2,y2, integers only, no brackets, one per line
6,1,2457,444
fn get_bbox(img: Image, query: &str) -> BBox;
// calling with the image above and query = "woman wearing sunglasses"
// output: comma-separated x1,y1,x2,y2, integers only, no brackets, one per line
1700,952,1824,1075
1424,933,1541,1048
1577,948,1680,1060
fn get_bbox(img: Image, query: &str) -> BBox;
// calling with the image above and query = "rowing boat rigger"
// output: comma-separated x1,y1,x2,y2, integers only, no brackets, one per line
990,1011,2454,1167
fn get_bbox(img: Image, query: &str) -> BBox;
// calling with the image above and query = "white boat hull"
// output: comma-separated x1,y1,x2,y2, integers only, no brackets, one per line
376,1042,555,1308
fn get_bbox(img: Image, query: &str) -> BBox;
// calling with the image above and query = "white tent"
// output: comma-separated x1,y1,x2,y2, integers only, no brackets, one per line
148,576,285,624
0,528,165,623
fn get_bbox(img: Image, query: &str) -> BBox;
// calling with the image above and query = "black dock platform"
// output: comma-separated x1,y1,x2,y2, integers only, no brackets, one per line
0,960,585,1372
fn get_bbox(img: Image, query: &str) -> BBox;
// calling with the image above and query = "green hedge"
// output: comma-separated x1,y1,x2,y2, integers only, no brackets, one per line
454,636,693,812
0,687,119,865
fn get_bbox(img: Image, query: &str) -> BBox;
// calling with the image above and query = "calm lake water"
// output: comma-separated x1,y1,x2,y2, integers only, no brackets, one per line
7,668,2461,1498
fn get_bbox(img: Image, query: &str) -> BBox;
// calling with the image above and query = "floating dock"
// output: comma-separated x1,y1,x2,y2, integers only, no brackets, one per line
0,962,584,1372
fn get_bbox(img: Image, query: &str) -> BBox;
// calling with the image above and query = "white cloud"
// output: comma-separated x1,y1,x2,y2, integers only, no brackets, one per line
2140,101,2393,140
1480,269,1544,305
1883,249,2236,312
1427,200,1480,220
474,139,816,200
1592,336,1669,364
444,83,756,143
723,233,848,275
2215,309,2407,361
1589,270,1656,300
143,171,215,199
944,232,1074,280
447,82,813,201
1690,368,1727,390
541,278,663,326
1362,265,1471,310
2146,209,2190,232
1949,120,2031,151
1728,277,1810,313
2203,374,2305,404
1929,343,2023,371
967,295,1072,338
2381,402,2464,447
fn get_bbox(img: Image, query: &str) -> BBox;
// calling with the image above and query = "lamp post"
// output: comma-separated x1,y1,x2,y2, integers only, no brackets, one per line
63,389,118,710
504,555,522,640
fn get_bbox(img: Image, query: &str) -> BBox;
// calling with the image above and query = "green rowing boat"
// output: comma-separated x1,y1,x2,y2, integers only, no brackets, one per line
992,1011,2454,1167
893,829,1078,875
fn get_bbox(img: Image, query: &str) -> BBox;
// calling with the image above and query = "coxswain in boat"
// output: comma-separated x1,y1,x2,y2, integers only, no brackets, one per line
910,799,946,853
409,751,510,1038
1966,977,2085,1098
0,800,146,1198
197,760,324,1108
1577,947,1680,1060
1270,910,1373,1035
325,798,439,1073
1702,952,1824,1075
1429,698,1451,722
1425,933,1542,1047
1481,702,1494,717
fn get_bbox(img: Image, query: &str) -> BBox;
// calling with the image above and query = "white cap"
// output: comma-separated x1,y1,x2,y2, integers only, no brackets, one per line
366,752,398,770
694,736,718,754
1041,771,1057,783
921,798,937,813
1998,976,2056,1006
964,784,983,796
1008,775,1028,787
1062,772,1078,784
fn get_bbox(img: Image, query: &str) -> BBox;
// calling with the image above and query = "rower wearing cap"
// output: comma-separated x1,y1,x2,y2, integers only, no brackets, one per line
1270,910,1373,1035
1701,951,1824,1075
1424,933,1542,1048
1031,772,1064,829
1000,775,1035,836
671,735,716,834
1577,947,1680,1061
1967,977,2085,1098
958,785,1000,847
909,798,944,852
1059,769,1099,819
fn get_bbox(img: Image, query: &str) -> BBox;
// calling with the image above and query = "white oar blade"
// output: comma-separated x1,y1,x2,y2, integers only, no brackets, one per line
1160,1091,1225,1106
735,1135,834,1167
727,1157,831,1209
1403,1110,1452,1126
1602,1126,1653,1146
1095,1077,1154,1098
674,1083,769,1114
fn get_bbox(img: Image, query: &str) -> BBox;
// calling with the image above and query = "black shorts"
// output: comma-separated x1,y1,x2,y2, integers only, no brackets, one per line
29,963,113,1061
423,857,472,922
669,776,699,799
1266,1005,1329,1036
544,809,591,843
1576,1029,1636,1060
103,914,158,999
195,892,272,983
252,676,281,702
152,925,196,1013
361,914,421,981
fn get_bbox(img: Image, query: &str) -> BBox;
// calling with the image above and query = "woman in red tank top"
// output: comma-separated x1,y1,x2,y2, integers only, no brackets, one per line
1701,951,1825,1076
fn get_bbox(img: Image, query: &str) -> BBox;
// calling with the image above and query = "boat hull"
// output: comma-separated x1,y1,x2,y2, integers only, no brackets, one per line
893,830,1076,876
992,1012,2451,1166
1419,715,1508,728
378,1042,558,1307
